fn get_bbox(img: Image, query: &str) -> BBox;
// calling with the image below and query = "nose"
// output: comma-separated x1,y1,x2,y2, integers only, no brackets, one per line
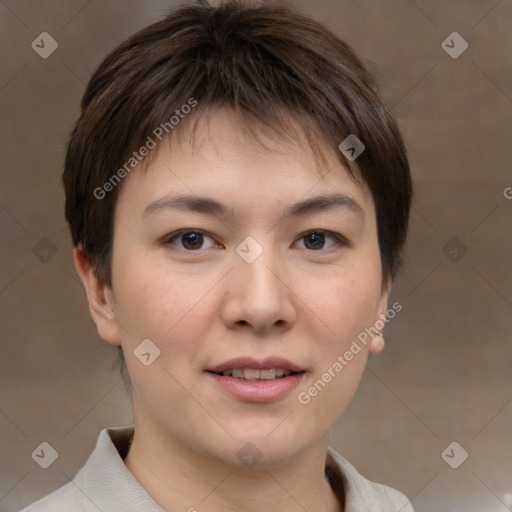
220,245,297,333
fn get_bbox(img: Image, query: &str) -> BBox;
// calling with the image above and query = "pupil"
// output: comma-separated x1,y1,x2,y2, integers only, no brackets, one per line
306,233,324,250
183,232,202,250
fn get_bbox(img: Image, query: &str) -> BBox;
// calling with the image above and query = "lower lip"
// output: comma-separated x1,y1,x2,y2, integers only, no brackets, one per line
206,372,305,402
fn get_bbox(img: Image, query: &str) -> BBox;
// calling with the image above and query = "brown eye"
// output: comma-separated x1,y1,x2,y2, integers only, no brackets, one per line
304,232,326,250
166,230,216,251
181,232,203,250
295,231,341,251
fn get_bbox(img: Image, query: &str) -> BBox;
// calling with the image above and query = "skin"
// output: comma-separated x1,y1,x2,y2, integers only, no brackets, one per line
75,108,390,512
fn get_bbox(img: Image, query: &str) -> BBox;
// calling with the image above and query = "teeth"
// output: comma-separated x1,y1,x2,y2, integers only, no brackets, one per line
219,368,293,380
259,369,276,380
244,368,261,380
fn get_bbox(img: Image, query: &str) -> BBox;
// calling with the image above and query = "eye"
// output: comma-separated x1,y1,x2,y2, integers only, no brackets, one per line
165,230,218,251
294,230,345,251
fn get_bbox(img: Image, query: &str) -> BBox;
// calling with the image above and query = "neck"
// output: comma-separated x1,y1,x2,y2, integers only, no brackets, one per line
123,419,342,512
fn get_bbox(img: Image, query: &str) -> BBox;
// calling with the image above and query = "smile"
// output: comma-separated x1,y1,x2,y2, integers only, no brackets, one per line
211,368,297,380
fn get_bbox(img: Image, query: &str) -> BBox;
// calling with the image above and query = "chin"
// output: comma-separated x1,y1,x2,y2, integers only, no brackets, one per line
209,430,308,469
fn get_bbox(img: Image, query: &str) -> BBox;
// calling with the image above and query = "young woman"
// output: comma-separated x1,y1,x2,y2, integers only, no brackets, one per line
22,1,413,510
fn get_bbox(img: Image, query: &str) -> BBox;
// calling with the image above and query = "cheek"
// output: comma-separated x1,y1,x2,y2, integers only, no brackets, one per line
115,276,180,338
297,256,382,424
312,259,382,346
293,343,368,442
112,257,220,359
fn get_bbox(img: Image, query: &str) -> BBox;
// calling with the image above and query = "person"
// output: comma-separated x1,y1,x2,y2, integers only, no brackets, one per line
21,0,414,510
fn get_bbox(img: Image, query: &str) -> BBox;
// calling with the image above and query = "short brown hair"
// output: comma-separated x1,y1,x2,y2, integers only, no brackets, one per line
63,0,412,387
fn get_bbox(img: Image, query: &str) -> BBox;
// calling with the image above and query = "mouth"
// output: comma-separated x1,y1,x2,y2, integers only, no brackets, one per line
206,356,305,378
208,367,303,381
205,357,306,402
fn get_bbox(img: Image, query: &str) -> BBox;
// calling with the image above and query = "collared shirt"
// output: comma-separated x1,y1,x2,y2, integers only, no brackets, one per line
20,426,414,512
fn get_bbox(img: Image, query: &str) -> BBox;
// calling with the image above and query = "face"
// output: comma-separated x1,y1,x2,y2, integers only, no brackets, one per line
83,108,389,466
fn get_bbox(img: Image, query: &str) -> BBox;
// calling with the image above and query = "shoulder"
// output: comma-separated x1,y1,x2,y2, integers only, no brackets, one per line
19,425,141,512
327,447,414,512
18,482,81,512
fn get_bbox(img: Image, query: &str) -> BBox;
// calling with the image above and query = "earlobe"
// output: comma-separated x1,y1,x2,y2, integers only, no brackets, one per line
368,333,385,354
368,278,391,355
73,247,121,346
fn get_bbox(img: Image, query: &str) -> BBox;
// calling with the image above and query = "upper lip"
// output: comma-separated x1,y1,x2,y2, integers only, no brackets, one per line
206,357,305,374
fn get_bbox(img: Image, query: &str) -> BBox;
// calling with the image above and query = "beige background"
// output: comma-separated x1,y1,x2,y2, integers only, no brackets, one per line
1,1,511,511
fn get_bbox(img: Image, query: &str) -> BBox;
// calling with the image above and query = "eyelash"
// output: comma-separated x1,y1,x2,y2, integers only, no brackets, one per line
163,229,349,252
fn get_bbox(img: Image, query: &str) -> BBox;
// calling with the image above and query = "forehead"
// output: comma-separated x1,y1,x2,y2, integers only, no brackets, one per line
163,107,355,177
117,107,374,219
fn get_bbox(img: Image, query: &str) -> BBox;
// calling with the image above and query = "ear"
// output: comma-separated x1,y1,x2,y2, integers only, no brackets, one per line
368,277,392,355
73,247,121,346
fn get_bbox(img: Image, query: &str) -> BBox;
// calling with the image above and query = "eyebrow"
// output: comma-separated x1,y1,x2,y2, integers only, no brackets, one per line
143,193,364,220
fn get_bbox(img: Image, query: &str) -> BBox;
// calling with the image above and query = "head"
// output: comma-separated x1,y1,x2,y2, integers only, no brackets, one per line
67,0,412,465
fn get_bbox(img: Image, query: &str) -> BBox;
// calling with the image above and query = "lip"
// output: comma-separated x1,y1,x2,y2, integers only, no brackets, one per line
205,356,306,403
206,372,306,403
206,356,305,374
